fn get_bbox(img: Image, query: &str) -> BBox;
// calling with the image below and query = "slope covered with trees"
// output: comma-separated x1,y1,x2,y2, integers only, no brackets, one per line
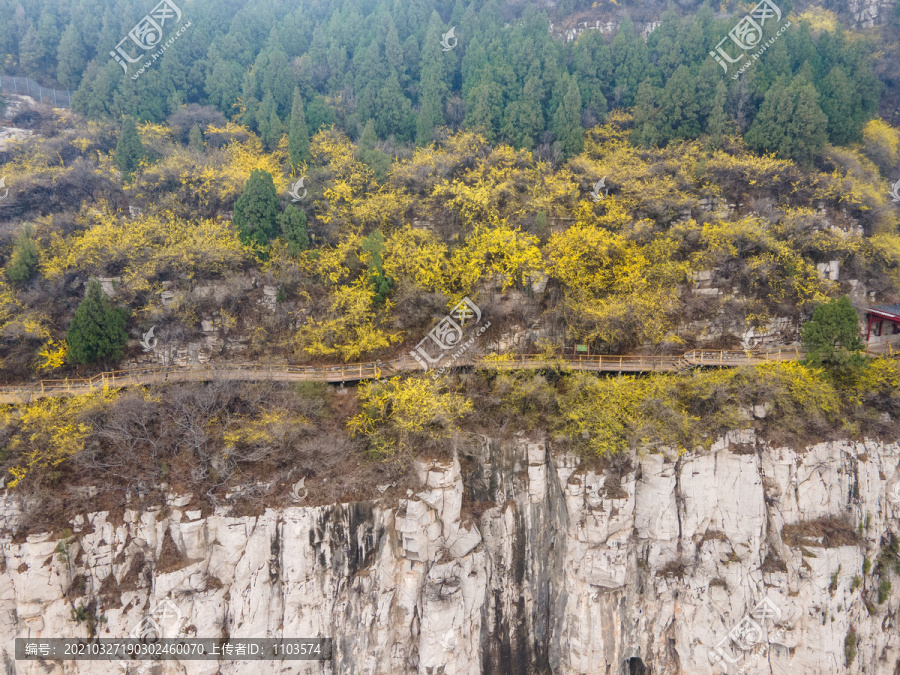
0,0,893,162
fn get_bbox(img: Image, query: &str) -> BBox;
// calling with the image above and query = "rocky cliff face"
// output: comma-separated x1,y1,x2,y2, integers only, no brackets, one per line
2,431,900,674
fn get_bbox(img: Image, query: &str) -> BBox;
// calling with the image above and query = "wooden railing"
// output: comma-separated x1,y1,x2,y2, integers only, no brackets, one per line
476,354,689,371
0,340,897,403
0,362,381,402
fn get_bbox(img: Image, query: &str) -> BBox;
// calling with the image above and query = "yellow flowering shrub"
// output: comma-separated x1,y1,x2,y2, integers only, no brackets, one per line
450,222,543,292
295,280,401,360
3,392,116,488
348,375,472,457
36,339,67,371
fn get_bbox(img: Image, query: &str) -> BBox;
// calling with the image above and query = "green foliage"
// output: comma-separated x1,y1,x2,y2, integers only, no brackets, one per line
877,579,892,603
801,296,864,367
257,91,283,151
65,280,129,368
864,557,872,575
114,117,144,176
188,124,204,151
57,23,86,90
830,565,841,593
277,204,310,254
552,73,584,158
288,88,310,170
357,120,392,181
233,170,279,248
845,629,857,667
851,576,862,591
6,225,39,283
360,231,394,303
745,77,829,166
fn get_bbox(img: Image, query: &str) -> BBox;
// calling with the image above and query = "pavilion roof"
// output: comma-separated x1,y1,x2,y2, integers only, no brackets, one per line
867,304,900,319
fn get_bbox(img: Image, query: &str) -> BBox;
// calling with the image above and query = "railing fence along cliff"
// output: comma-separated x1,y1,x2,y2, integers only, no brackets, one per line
0,341,897,403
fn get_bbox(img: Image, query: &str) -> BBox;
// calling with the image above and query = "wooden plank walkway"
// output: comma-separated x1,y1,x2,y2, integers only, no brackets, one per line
0,343,895,404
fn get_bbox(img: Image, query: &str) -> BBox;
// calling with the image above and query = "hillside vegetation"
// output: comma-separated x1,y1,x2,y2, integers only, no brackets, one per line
0,1,899,508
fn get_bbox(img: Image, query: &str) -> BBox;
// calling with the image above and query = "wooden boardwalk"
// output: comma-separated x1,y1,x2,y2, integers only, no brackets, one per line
0,344,895,404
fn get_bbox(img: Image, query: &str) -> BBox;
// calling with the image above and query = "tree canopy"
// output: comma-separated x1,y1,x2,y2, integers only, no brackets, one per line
66,279,129,368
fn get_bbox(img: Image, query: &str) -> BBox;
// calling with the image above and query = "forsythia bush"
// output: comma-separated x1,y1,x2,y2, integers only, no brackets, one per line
556,363,841,457
2,392,115,488
348,376,472,457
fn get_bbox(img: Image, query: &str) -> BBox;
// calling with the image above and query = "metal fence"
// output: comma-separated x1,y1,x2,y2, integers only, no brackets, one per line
0,76,71,108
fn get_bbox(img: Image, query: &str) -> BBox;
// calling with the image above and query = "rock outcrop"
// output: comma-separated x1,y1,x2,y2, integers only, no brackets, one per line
2,431,900,673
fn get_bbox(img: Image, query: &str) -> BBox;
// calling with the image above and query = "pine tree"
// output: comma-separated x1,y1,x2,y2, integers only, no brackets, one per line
801,296,864,368
36,6,59,69
788,80,829,166
416,12,451,145
288,88,310,170
358,119,392,180
519,75,546,146
631,79,660,148
257,91,282,151
57,23,86,90
552,73,584,158
6,224,38,283
66,279,129,369
658,65,700,142
19,24,41,78
706,80,729,149
233,170,280,247
188,124,204,151
745,77,827,166
114,117,145,176
277,204,310,254
611,17,655,108
306,94,337,135
820,66,862,145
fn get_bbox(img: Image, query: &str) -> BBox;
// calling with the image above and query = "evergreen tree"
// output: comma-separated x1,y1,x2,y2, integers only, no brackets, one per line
358,119,392,180
745,77,827,166
66,279,129,369
706,80,729,149
657,65,700,141
360,231,393,304
631,79,660,148
239,71,260,130
205,60,244,114
253,37,296,116
257,91,282,150
57,23,86,90
36,6,59,69
552,73,584,158
6,224,38,283
801,296,864,368
649,6,684,80
787,80,829,166
572,31,610,124
188,124,205,151
233,170,280,247
820,66,862,145
19,24,41,78
611,17,655,108
374,72,413,140
416,12,451,145
519,75,547,146
465,73,503,142
306,94,337,135
288,88,310,170
114,117,145,176
277,204,310,254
